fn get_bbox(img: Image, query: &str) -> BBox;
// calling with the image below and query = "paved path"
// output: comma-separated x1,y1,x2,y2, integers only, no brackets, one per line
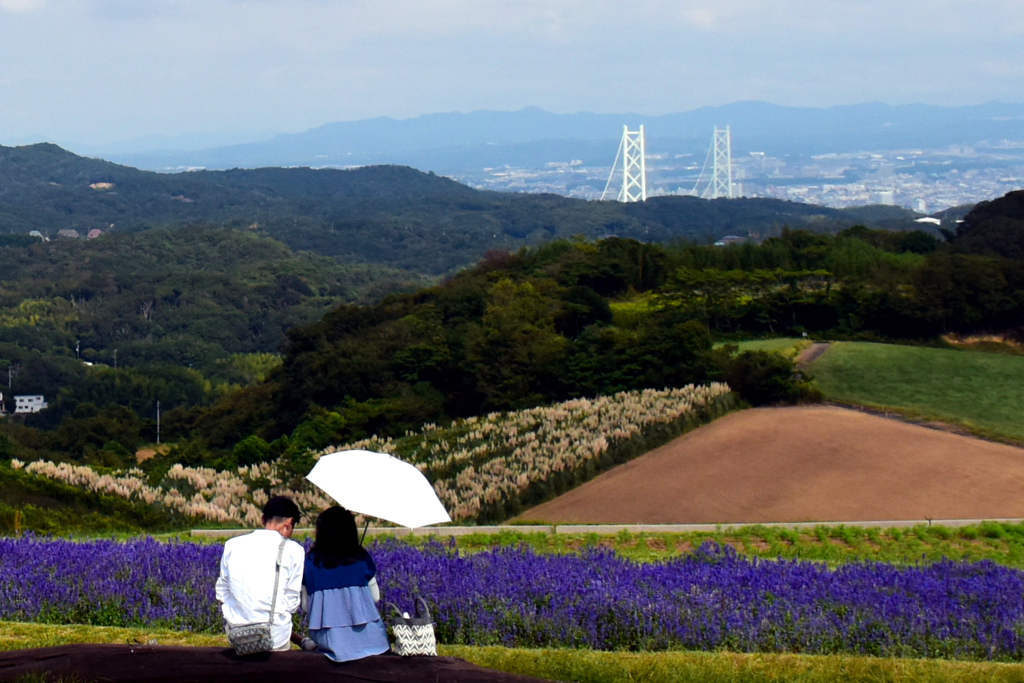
796,341,831,367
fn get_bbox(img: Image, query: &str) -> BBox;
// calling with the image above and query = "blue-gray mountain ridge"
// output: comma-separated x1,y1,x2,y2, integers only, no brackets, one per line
105,101,1024,173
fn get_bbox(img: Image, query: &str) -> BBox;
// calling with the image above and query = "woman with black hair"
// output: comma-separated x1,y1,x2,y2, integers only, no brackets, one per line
301,506,390,661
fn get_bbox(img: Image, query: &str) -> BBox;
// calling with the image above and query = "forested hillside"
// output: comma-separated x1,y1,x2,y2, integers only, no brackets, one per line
0,143,928,273
0,227,430,452
0,226,428,364
953,190,1024,261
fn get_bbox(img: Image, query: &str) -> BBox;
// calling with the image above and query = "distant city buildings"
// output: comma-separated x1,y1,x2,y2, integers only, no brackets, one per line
456,141,1024,214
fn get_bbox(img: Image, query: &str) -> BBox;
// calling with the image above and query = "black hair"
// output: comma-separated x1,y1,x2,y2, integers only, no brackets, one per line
262,496,301,526
309,506,362,568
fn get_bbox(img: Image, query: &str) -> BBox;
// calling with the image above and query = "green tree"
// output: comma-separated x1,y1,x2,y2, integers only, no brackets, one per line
724,351,817,406
467,278,569,409
232,435,272,466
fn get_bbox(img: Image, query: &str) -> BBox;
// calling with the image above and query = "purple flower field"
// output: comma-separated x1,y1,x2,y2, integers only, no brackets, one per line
0,536,221,632
2,535,1022,660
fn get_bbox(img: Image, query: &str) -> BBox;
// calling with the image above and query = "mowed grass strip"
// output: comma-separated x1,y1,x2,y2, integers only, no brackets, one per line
6,623,1024,683
391,521,1024,567
810,342,1024,442
0,621,226,651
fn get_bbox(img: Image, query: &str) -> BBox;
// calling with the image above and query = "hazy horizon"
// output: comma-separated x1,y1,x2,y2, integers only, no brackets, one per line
2,1,1023,153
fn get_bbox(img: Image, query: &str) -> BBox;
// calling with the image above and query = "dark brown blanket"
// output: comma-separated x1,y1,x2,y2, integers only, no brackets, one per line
0,644,556,683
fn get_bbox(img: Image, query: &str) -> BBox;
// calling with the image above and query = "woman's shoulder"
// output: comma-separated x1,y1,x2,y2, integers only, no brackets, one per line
356,547,377,571
306,548,374,571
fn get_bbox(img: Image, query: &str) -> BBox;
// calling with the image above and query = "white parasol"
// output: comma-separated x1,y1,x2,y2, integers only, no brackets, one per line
305,449,451,529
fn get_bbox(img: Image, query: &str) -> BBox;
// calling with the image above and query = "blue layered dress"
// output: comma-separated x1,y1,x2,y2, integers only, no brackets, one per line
303,549,390,662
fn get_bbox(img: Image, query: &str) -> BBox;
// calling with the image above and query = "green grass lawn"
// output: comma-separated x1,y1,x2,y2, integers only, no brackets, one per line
809,342,1024,443
714,337,811,357
6,622,1024,683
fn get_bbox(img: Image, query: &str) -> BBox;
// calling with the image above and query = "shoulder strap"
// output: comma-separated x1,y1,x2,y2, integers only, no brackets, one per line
267,537,287,625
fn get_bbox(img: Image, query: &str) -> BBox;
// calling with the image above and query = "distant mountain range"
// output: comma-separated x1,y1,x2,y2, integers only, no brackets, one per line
99,102,1024,173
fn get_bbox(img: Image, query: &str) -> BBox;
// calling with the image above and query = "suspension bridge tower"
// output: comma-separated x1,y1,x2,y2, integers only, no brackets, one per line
709,126,734,199
690,126,736,199
601,125,647,202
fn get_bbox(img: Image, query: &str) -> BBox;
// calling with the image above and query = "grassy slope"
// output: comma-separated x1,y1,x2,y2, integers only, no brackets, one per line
712,338,807,352
0,463,180,535
729,337,810,356
809,342,1024,442
4,622,1023,683
713,338,812,365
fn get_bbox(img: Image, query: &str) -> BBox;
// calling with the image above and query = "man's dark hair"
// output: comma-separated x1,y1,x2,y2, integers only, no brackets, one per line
262,496,301,526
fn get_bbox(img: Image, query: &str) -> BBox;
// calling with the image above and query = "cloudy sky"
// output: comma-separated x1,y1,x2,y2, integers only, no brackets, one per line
1,0,1022,150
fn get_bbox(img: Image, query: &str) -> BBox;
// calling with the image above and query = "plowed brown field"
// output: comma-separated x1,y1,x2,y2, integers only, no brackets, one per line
515,405,1024,524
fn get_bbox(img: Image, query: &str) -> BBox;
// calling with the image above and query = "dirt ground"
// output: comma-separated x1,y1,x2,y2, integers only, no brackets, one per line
516,405,1024,524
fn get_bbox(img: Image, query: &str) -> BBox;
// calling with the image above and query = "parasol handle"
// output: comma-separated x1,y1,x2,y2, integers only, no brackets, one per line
360,518,370,546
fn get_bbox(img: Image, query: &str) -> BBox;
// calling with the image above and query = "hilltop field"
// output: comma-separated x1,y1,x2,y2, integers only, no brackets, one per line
811,341,1024,442
517,404,1024,524
519,342,1024,525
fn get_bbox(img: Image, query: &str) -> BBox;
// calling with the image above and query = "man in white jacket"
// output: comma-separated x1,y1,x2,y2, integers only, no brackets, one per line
216,496,307,651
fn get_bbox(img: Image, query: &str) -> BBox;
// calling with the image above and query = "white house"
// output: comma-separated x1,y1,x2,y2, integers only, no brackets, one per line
14,395,47,414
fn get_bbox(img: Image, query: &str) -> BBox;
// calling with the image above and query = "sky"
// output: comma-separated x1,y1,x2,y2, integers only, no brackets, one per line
1,0,1023,151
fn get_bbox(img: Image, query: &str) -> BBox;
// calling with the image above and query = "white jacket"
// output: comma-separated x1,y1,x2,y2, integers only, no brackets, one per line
215,529,305,650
